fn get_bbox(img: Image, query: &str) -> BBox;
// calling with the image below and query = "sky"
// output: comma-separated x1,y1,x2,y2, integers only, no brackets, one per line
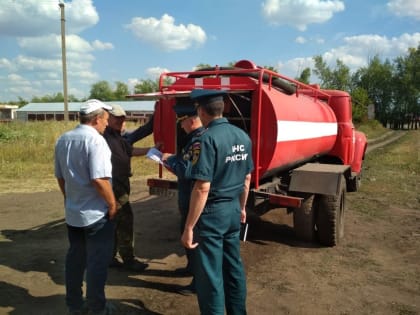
0,0,419,102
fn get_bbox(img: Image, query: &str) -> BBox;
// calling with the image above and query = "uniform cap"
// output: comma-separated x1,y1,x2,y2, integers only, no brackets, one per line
109,104,126,117
80,99,112,115
190,89,226,106
173,98,197,122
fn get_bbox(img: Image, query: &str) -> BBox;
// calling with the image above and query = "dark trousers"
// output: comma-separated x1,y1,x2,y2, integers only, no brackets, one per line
65,216,114,313
180,207,194,273
194,203,247,315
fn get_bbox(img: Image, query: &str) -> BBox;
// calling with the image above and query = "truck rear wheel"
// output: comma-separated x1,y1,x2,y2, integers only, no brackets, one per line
292,193,316,242
314,175,346,246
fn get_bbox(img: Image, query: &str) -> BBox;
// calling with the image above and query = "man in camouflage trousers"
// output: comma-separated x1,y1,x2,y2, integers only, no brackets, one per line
103,104,153,272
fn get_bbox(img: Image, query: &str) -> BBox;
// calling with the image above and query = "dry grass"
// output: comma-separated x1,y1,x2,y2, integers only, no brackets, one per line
2,120,413,195
0,121,158,193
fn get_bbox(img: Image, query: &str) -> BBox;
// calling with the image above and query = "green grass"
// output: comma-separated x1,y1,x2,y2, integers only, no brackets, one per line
0,121,158,193
356,120,389,140
348,130,420,215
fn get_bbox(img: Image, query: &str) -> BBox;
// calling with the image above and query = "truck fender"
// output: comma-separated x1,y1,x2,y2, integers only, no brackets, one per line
289,163,350,196
352,130,367,174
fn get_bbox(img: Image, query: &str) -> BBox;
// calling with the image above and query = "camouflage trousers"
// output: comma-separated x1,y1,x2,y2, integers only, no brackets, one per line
113,198,135,262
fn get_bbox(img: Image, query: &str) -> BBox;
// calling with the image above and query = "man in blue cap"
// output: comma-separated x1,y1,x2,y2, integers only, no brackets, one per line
162,97,205,295
181,89,254,314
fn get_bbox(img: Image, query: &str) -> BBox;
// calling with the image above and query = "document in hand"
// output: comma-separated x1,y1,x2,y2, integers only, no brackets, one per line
240,222,249,242
146,147,163,164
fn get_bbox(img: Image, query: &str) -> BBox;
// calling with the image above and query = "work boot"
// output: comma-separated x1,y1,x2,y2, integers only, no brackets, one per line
108,257,123,268
173,266,192,277
68,300,89,315
88,302,116,315
123,258,149,272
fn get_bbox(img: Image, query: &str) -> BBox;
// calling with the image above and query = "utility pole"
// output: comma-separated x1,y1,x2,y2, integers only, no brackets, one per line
59,2,69,121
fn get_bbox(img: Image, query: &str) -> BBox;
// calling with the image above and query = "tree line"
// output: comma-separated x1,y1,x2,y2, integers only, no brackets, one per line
7,45,419,129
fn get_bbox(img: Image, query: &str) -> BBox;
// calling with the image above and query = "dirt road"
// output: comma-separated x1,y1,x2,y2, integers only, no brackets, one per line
0,131,419,315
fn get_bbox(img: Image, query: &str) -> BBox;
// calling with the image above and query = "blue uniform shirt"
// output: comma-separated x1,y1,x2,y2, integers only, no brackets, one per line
190,118,253,205
166,126,205,210
54,124,112,227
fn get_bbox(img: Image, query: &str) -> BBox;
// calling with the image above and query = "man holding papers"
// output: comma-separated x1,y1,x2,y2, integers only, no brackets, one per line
162,98,205,295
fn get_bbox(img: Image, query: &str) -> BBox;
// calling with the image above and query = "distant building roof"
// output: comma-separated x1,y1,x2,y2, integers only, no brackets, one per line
17,101,155,112
0,104,19,109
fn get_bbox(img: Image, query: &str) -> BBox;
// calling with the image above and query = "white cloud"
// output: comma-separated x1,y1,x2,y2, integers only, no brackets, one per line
18,34,99,58
146,67,170,79
0,58,13,71
277,57,314,79
0,0,98,37
262,0,345,31
295,36,307,44
127,78,140,92
0,0,103,100
125,14,207,51
295,36,325,45
278,33,420,80
92,40,114,50
387,0,420,20
8,73,27,83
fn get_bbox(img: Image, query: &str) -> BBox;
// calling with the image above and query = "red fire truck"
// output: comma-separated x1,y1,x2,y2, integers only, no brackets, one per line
129,60,367,247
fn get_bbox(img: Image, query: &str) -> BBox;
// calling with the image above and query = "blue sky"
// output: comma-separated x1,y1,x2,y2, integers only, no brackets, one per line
0,0,419,102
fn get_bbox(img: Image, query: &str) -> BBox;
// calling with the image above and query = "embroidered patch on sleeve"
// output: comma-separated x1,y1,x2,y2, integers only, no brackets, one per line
191,141,201,165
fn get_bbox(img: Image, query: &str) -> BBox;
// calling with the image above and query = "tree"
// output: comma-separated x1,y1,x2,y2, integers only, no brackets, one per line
89,81,114,101
195,63,212,69
392,45,420,129
352,56,394,127
114,81,129,100
313,56,351,91
350,87,370,123
296,68,311,84
134,79,159,94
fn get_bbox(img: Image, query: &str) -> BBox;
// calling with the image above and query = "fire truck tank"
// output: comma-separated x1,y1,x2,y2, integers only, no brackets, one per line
250,85,338,178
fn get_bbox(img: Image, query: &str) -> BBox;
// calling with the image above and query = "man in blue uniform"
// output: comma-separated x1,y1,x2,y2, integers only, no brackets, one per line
181,89,254,315
162,98,205,295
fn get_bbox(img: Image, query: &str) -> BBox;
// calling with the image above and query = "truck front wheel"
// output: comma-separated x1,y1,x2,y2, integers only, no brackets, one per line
314,175,346,246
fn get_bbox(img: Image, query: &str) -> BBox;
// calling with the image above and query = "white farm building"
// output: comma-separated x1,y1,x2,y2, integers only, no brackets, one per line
16,101,155,123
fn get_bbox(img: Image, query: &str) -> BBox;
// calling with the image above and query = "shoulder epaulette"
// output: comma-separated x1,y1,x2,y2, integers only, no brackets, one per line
195,128,207,137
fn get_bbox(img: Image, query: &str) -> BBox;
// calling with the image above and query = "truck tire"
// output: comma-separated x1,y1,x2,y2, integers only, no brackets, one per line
292,193,316,242
314,175,346,246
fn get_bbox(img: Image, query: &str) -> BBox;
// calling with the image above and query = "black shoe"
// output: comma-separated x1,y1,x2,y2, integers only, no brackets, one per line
109,257,123,268
123,258,149,272
177,283,196,295
87,301,116,315
173,267,192,277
